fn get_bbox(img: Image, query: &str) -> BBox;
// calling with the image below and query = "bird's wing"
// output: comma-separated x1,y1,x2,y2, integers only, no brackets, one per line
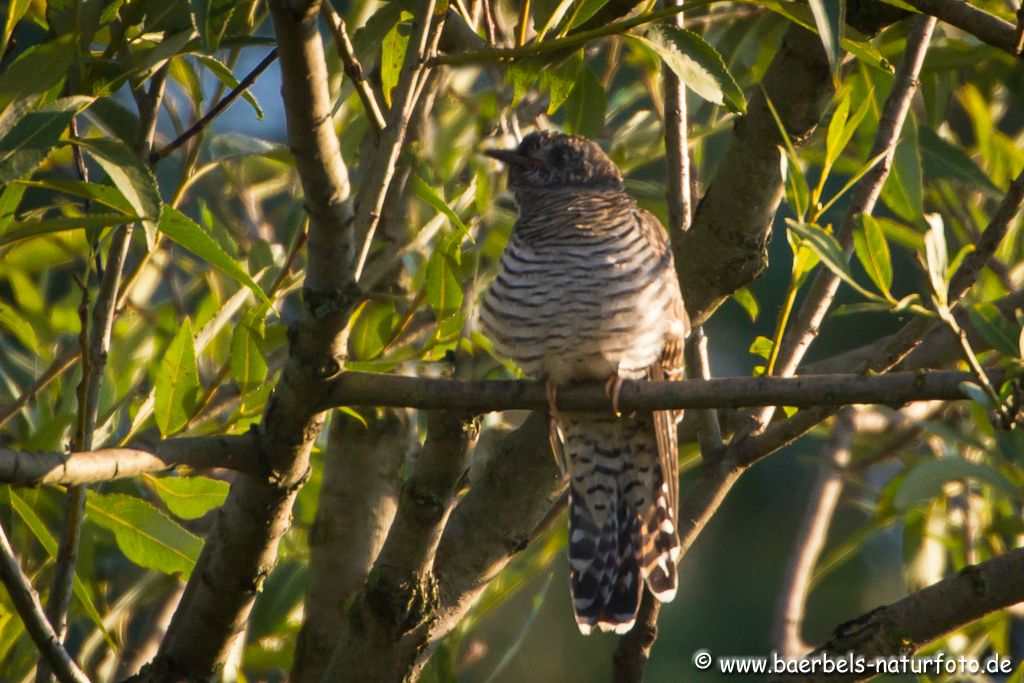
637,207,688,516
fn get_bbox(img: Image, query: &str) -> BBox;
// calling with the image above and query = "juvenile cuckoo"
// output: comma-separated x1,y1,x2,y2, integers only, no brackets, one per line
481,131,688,634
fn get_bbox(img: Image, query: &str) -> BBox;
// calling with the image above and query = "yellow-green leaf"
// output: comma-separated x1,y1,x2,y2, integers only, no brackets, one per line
154,317,201,437
86,492,202,578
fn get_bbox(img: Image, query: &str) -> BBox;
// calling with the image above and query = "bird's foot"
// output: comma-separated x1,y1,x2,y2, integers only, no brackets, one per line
545,377,561,424
604,374,625,417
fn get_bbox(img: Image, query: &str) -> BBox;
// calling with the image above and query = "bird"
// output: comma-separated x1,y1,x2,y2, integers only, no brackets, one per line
479,130,688,635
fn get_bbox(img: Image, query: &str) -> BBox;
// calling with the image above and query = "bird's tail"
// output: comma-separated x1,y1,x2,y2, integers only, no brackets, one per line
562,416,680,635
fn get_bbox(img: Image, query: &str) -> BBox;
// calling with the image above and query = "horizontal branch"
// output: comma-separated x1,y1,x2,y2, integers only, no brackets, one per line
321,370,1002,413
905,0,1020,56
0,434,259,486
790,547,1024,682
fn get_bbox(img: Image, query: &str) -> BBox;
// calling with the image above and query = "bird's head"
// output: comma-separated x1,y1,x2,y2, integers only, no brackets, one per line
485,131,624,197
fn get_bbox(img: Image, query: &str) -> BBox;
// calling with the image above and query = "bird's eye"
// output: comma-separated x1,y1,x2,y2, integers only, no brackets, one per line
549,146,568,167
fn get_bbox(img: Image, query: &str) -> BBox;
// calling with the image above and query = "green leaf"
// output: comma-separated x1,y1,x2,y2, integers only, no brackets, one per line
0,35,75,118
807,0,844,76
1,0,31,52
146,475,230,519
230,317,268,391
923,213,948,305
0,213,138,247
505,58,542,108
188,0,237,52
880,119,923,222
15,178,134,214
732,286,759,322
46,0,103,52
381,13,412,108
918,126,1001,197
0,96,92,184
426,232,465,320
747,0,891,72
7,490,116,650
154,317,201,437
348,299,400,361
0,183,24,233
562,0,611,34
853,214,893,299
196,55,263,119
158,206,270,304
967,303,1020,358
893,457,1019,510
86,492,202,578
76,136,162,247
412,176,468,234
0,301,38,351
748,335,773,360
563,62,606,138
540,50,583,115
786,220,879,301
633,26,746,114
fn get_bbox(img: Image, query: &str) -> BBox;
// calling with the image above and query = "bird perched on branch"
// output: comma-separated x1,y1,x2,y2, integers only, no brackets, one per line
480,130,688,634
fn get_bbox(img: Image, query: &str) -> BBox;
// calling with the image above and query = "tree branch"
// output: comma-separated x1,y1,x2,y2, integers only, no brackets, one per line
149,49,279,164
788,547,1024,682
0,434,260,486
316,369,1001,413
904,0,1020,55
0,520,91,683
612,590,662,682
680,22,834,325
134,1,362,677
290,413,407,683
320,3,388,134
326,412,477,682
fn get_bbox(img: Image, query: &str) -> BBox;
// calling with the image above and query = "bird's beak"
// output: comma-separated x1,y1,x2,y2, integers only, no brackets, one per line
484,148,542,169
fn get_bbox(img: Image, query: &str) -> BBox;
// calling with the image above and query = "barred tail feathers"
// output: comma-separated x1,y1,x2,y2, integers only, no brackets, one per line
563,416,680,635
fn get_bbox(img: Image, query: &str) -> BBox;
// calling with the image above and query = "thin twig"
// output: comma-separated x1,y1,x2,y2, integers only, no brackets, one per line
612,590,661,683
320,4,387,134
0,521,91,683
0,350,78,430
149,49,278,164
352,0,447,281
770,409,854,659
904,0,1019,55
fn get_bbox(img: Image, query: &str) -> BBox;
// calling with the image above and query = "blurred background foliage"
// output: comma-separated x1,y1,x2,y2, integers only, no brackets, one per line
0,0,1022,680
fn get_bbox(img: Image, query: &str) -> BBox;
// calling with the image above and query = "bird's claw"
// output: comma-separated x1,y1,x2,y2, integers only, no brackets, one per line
604,375,624,417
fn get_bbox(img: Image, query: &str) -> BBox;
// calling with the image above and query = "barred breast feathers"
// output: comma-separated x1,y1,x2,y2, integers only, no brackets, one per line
480,187,678,382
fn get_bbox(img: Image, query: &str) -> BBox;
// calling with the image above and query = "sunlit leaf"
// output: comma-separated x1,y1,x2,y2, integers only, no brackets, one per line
15,178,133,214
923,213,948,305
732,287,759,322
348,299,400,361
158,206,270,304
146,475,230,519
154,317,201,437
0,213,137,247
633,26,746,114
0,301,38,351
381,13,412,107
787,220,879,301
853,214,893,299
880,119,923,223
87,492,203,578
196,55,263,118
231,315,269,392
426,231,464,320
76,136,162,247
